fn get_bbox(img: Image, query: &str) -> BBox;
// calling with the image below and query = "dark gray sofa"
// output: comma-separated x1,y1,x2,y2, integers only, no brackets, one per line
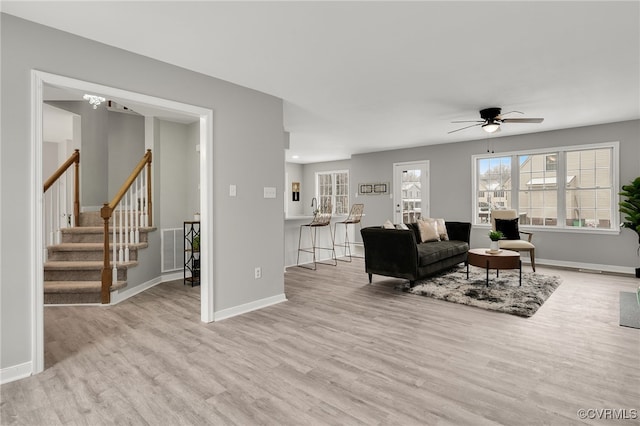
360,221,471,286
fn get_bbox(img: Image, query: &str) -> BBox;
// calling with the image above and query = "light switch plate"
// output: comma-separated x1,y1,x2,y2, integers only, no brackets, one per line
229,184,237,197
264,187,276,198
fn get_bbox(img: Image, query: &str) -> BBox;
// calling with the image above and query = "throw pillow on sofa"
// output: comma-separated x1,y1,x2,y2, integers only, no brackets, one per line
417,218,440,242
434,218,449,241
419,217,449,241
383,219,395,229
495,218,520,240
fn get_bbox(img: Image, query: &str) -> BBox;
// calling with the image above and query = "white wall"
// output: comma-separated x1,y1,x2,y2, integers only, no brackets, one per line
43,103,74,143
1,14,285,373
186,121,200,216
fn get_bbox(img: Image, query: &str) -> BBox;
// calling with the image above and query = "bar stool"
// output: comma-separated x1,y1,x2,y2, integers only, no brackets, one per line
296,211,337,270
333,203,364,262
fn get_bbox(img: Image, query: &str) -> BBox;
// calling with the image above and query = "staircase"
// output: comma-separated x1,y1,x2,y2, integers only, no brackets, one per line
44,211,154,304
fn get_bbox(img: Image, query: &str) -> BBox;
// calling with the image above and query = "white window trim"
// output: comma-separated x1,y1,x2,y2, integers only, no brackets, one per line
471,141,620,234
315,169,349,215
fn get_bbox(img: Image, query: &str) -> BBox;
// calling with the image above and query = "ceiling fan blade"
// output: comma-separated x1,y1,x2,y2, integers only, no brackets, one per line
448,123,483,134
502,118,544,123
497,110,523,119
450,120,484,124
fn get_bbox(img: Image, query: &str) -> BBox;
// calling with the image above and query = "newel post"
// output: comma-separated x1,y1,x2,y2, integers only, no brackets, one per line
73,149,80,227
146,149,153,227
100,203,113,304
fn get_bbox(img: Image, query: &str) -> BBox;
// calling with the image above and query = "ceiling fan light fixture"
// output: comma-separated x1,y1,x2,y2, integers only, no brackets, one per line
482,121,500,133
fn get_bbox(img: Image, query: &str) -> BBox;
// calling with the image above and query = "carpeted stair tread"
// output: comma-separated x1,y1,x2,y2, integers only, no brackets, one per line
46,211,156,304
61,226,156,233
48,242,149,250
44,260,138,269
44,280,127,293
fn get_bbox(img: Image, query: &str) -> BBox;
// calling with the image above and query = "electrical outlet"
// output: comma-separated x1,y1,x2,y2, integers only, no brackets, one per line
254,267,262,279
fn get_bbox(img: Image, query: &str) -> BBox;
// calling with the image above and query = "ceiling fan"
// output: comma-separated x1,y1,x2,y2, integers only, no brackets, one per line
448,107,544,134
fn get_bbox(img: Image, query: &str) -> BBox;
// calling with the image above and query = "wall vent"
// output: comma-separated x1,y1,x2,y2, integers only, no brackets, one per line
161,228,182,273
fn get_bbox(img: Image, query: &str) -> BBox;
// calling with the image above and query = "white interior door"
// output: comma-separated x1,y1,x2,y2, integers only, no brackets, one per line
393,161,429,224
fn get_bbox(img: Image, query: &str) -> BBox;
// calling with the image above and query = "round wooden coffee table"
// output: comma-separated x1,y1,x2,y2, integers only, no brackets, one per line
467,248,521,286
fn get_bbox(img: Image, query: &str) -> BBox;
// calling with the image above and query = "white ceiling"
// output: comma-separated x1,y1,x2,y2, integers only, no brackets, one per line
4,1,639,164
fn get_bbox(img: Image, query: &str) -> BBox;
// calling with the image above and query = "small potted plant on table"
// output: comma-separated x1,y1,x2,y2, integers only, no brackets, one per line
488,230,503,253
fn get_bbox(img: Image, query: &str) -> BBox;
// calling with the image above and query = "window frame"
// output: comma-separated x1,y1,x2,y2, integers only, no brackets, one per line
472,141,619,234
315,169,350,215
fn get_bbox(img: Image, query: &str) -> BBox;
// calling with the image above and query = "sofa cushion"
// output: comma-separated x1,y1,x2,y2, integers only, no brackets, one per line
499,240,534,250
417,241,469,267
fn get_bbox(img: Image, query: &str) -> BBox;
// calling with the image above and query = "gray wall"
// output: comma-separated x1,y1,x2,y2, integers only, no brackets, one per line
158,120,191,228
350,120,640,268
46,101,109,206
1,14,285,370
285,162,304,216
107,111,145,200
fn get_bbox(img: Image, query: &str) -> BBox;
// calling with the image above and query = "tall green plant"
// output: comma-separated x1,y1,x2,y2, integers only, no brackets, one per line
619,177,640,245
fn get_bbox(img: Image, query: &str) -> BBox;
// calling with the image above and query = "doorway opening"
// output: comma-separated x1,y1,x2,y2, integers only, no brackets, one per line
393,161,430,224
31,71,214,376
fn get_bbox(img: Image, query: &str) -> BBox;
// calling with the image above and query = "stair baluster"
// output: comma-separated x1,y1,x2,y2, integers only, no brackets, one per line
112,208,117,285
142,167,148,227
118,203,124,263
124,188,130,263
135,175,141,244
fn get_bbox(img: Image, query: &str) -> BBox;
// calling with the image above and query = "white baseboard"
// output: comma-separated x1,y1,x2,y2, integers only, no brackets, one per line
214,293,287,322
110,272,182,305
535,258,635,275
0,361,32,385
45,303,102,307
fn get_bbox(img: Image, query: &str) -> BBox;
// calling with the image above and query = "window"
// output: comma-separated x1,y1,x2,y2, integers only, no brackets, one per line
473,143,618,231
545,154,557,171
476,156,512,223
519,152,559,225
566,148,613,229
316,170,349,215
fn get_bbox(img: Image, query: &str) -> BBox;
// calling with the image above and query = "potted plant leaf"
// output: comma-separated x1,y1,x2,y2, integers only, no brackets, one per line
192,235,200,259
488,230,503,252
619,176,640,278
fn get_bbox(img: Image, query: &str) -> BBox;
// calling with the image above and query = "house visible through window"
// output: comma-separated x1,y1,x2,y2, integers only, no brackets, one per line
316,170,349,215
545,154,557,171
473,143,617,230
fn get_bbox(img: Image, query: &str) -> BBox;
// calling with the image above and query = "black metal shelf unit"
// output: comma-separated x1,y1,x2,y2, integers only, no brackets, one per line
184,221,201,287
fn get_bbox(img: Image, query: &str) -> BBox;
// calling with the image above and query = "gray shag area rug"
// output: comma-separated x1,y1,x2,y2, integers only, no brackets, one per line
398,265,561,317
619,291,640,329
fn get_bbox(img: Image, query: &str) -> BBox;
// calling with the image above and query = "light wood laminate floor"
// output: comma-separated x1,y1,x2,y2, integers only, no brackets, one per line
2,260,639,425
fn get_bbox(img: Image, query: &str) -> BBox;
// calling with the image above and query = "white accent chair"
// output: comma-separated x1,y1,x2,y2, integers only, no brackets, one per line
491,209,536,272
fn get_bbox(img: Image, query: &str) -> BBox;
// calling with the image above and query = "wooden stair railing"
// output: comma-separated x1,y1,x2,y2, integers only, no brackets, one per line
43,149,80,245
100,149,152,304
